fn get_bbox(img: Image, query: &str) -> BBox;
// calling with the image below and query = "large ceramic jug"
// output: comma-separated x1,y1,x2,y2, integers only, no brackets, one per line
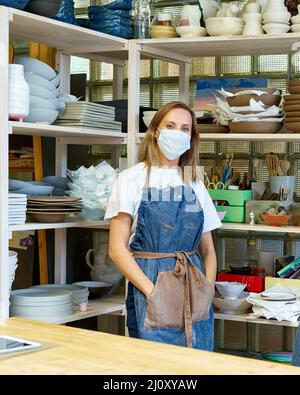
85,230,123,294
181,5,202,26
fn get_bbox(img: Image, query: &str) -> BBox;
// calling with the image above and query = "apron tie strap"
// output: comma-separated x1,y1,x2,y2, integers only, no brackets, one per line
133,248,199,348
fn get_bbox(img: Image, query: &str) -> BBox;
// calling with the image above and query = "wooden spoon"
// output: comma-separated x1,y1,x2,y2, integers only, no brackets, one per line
266,153,279,176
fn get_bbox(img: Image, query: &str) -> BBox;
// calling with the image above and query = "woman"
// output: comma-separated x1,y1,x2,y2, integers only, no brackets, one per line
105,101,221,350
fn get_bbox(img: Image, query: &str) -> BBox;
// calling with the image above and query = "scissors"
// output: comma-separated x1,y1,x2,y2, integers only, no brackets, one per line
207,182,225,190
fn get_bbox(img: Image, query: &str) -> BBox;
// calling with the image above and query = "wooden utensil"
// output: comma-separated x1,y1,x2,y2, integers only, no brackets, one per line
282,159,290,176
266,153,279,176
252,158,259,182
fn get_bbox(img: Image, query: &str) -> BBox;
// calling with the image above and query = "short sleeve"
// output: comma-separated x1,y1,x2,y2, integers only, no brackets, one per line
104,170,135,220
202,187,222,233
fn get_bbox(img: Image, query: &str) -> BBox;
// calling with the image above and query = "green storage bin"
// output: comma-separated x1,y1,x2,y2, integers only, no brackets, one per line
216,206,245,223
208,189,252,205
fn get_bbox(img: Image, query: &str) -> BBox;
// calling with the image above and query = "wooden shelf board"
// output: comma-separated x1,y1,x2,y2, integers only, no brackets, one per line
137,133,300,142
214,312,299,327
137,33,300,57
9,220,109,232
8,7,127,58
9,121,127,141
220,223,300,234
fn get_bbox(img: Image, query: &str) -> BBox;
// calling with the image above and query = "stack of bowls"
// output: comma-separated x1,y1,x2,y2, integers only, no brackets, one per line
14,57,61,124
283,80,300,132
149,25,178,38
206,17,244,36
213,281,251,314
291,5,300,32
53,0,75,24
10,288,73,321
8,251,18,293
225,87,284,133
262,0,291,34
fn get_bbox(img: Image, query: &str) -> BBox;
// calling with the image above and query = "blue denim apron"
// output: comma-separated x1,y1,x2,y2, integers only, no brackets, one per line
126,184,214,350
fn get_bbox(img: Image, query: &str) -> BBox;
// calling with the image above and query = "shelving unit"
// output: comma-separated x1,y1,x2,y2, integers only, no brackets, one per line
0,6,128,321
1,6,300,332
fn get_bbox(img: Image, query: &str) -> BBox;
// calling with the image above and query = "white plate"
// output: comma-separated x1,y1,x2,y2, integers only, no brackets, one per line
260,291,296,301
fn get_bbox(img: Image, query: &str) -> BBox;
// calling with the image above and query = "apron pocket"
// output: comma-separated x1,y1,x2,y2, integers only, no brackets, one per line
190,266,215,322
144,270,185,329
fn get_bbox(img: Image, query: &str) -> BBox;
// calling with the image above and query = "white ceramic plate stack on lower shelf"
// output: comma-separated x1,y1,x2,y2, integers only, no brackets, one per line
8,250,18,292
8,193,27,225
31,284,89,304
9,288,73,321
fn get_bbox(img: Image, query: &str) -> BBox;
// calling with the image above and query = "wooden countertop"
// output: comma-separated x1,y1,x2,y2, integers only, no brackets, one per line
0,318,299,375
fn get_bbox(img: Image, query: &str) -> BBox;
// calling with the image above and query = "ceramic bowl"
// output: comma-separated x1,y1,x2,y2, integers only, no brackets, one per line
24,72,57,91
262,23,290,34
176,26,207,38
215,281,247,299
72,281,113,299
43,176,69,190
206,23,244,36
25,108,58,124
284,122,300,133
228,121,283,134
50,72,61,88
14,184,54,195
149,29,178,38
28,83,58,100
226,93,281,108
196,124,229,133
217,211,227,221
260,213,292,226
28,212,66,222
213,291,251,314
288,85,300,95
30,95,57,111
14,57,57,80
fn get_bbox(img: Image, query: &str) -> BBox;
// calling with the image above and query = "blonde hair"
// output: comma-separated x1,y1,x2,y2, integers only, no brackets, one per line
139,101,200,183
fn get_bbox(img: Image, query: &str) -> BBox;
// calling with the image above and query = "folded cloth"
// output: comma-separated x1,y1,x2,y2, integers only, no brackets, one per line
247,284,300,322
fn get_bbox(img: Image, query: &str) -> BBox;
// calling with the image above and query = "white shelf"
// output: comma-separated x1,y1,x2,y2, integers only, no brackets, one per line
10,294,125,325
137,33,300,57
9,122,127,143
137,132,300,142
220,223,300,234
8,7,127,59
214,312,299,328
9,220,109,232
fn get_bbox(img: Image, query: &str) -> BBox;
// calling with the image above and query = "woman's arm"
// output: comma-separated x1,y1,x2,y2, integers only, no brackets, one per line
199,232,217,286
108,212,154,299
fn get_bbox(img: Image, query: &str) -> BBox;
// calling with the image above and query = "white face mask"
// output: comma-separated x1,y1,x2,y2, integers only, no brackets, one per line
157,129,191,160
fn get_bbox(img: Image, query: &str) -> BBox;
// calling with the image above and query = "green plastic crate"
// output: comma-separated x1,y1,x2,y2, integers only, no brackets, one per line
216,206,245,223
208,189,252,205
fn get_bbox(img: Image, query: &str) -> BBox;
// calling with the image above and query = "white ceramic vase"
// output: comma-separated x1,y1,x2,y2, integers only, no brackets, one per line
243,12,264,35
8,64,29,122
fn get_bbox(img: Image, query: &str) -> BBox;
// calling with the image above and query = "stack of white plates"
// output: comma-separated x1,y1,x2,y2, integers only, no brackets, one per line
31,284,89,304
8,251,18,292
55,101,122,132
8,193,27,225
10,288,73,321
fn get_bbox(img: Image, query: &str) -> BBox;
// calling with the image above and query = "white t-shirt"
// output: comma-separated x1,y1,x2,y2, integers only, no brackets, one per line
105,162,222,243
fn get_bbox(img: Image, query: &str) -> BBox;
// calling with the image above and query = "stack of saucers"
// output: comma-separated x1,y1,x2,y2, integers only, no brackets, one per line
10,288,73,322
9,251,18,293
27,196,83,223
31,284,89,305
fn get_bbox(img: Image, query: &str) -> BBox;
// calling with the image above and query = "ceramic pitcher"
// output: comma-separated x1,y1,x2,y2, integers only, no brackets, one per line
85,231,123,294
181,5,202,26
8,64,29,122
